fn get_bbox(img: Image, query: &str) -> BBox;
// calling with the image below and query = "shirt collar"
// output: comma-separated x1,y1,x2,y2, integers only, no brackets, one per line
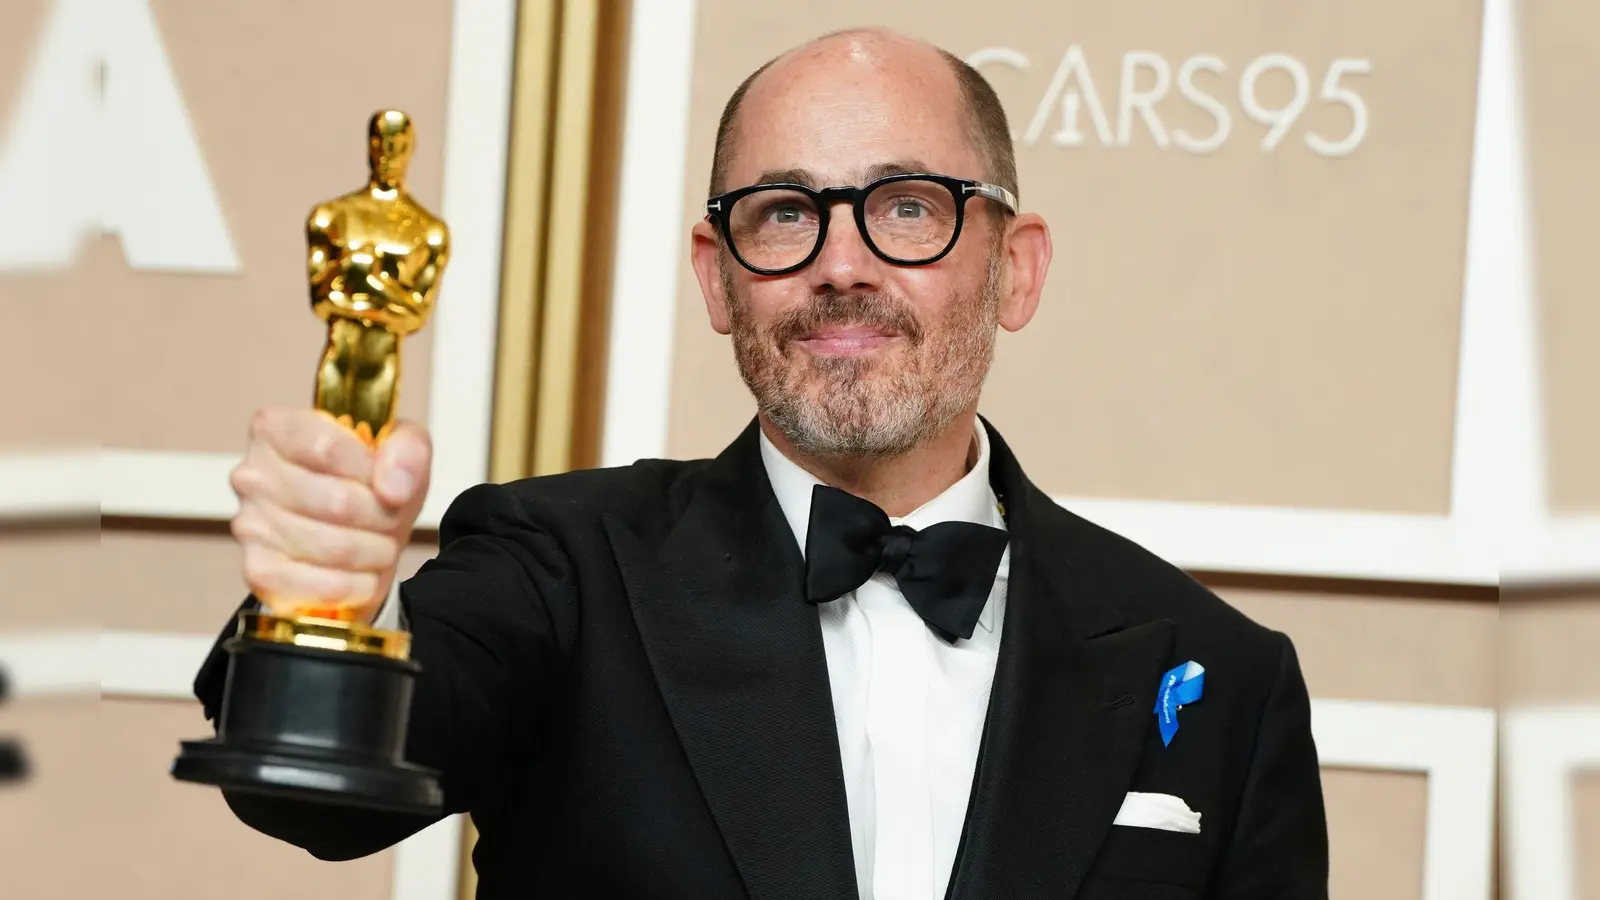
758,421,1007,630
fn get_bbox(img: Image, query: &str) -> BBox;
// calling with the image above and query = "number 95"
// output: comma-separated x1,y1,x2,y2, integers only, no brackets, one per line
1242,56,1372,158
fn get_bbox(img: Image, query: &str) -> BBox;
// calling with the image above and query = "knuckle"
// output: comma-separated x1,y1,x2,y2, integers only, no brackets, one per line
325,484,360,524
228,462,260,498
370,534,401,569
322,533,358,568
308,430,337,470
309,568,359,603
240,546,277,589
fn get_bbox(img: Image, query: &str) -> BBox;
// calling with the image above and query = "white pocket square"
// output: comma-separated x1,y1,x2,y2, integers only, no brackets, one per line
1113,792,1202,834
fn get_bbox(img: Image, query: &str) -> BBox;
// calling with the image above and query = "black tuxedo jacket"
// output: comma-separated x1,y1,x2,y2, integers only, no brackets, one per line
194,420,1328,899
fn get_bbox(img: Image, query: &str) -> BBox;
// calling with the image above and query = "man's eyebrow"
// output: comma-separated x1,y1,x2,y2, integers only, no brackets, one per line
862,160,932,182
752,168,817,187
745,160,936,191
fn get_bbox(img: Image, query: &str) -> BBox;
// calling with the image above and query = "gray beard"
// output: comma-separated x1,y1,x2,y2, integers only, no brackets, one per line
723,254,1003,460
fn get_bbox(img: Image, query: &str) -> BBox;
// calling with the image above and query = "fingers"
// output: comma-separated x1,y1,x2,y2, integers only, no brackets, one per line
232,498,401,573
231,442,398,533
371,421,433,510
250,407,375,482
232,407,433,620
241,542,383,609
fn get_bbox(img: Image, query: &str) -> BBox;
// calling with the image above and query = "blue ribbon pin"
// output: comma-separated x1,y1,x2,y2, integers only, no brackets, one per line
1154,661,1205,747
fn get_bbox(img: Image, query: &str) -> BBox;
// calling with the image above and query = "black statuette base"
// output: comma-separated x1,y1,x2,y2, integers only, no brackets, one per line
171,635,442,815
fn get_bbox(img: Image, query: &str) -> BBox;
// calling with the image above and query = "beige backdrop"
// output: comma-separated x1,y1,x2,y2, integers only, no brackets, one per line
3,0,1591,897
1523,0,1600,513
666,0,1482,515
1504,6,1600,889
0,0,451,454
1500,590,1600,898
0,0,459,897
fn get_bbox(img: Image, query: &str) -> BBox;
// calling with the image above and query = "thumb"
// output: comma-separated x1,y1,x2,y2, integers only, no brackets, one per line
372,421,433,511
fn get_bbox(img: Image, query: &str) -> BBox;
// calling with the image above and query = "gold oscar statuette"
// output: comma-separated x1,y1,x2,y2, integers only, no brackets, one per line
172,111,446,814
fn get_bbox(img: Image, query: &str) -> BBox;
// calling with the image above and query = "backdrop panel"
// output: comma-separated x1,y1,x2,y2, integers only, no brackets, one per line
1321,769,1426,900
97,527,442,635
664,0,1482,516
0,0,453,454
1523,0,1600,513
0,699,395,900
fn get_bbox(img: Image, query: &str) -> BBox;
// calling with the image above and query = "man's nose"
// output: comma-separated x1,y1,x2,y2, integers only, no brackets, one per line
807,203,884,293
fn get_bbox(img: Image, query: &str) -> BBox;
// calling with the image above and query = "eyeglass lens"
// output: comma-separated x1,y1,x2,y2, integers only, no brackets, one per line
726,178,959,271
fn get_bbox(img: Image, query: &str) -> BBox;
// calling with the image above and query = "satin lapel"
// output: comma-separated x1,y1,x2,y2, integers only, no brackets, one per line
945,423,1176,900
604,423,859,900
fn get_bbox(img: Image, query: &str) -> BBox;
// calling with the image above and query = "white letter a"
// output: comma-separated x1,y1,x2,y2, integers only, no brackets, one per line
0,0,240,273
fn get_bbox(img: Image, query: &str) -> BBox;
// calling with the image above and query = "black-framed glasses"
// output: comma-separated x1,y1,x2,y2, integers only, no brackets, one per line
705,173,1018,276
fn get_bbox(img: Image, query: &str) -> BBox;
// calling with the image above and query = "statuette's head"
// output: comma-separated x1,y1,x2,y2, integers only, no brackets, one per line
368,110,415,190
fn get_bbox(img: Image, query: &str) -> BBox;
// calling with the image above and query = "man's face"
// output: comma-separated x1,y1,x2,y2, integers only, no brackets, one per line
703,46,1009,460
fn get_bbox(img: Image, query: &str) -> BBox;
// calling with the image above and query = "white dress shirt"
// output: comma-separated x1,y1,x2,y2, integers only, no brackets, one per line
373,424,1008,900
759,424,1008,900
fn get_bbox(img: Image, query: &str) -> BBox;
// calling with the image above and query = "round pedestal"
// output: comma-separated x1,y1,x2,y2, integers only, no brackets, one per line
171,635,442,815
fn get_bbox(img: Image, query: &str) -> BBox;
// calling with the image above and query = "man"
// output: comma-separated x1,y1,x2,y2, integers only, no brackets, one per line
198,28,1328,900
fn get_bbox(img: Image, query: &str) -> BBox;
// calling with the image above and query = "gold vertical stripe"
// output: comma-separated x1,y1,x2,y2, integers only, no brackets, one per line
468,5,561,895
488,0,561,485
530,0,603,477
565,0,632,471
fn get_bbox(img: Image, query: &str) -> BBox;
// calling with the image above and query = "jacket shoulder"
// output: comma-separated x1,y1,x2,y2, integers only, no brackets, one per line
444,457,709,538
1053,502,1285,656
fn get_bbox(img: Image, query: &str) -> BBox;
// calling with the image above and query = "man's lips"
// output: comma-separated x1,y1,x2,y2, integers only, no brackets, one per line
792,325,899,356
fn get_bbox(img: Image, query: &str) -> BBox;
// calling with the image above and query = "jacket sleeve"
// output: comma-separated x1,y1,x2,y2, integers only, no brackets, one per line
1206,632,1329,899
192,481,579,860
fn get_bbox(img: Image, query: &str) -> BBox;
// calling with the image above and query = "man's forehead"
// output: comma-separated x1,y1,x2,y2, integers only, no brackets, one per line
722,99,981,191
747,160,938,189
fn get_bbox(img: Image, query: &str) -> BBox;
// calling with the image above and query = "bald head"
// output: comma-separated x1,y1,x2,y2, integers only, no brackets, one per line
708,29,1017,200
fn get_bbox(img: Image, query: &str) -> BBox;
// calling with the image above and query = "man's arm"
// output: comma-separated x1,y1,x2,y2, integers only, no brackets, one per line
1207,632,1329,899
194,481,578,861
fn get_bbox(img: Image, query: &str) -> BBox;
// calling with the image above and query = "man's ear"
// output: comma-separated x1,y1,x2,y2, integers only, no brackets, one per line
997,212,1052,333
690,219,732,335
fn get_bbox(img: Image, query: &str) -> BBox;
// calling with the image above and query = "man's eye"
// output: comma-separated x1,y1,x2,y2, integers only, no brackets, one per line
768,205,806,224
892,200,925,218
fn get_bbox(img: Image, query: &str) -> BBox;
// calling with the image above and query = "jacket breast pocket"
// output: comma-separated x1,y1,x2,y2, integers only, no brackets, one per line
1084,824,1210,894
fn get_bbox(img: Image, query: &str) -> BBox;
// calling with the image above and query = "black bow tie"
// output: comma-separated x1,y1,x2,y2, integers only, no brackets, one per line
802,485,1009,642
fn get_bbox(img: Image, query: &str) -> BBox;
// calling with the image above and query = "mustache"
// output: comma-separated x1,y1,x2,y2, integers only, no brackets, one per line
770,292,924,346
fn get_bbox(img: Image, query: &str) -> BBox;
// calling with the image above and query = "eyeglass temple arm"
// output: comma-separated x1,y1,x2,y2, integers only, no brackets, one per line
963,181,1018,213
